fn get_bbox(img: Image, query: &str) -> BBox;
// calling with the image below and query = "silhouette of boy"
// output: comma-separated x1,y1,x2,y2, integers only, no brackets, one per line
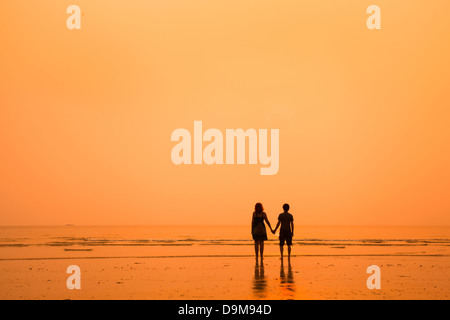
273,203,294,260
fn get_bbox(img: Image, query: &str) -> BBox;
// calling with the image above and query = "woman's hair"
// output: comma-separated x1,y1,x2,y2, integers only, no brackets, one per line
254,203,264,213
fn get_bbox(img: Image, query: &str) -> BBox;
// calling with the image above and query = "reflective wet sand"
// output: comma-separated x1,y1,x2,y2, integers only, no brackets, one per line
0,225,449,299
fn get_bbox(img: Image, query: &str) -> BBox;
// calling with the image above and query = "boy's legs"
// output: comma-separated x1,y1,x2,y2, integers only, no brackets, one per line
279,230,287,259
286,233,292,259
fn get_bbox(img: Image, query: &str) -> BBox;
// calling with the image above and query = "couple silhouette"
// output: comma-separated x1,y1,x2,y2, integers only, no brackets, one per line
251,202,294,262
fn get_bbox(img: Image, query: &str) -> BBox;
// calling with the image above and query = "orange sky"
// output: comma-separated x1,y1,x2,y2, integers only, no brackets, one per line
0,1,449,225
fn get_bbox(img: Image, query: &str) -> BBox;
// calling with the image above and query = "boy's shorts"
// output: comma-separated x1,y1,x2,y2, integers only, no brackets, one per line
279,230,293,246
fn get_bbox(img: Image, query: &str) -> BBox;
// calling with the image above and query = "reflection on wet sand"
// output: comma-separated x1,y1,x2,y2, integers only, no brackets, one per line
252,261,267,298
280,259,295,298
252,259,296,299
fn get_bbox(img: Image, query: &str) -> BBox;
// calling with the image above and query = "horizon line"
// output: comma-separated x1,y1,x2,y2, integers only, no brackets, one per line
0,224,449,227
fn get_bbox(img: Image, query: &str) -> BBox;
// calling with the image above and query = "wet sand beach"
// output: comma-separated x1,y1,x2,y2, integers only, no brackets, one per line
0,225,449,299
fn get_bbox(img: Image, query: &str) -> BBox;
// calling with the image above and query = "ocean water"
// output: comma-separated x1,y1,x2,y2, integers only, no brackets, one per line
1,225,449,260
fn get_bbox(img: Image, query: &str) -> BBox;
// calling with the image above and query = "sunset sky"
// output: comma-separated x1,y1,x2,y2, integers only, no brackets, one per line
1,1,449,225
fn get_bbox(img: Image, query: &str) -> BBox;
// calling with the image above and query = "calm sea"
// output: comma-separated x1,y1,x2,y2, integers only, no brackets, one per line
0,225,449,260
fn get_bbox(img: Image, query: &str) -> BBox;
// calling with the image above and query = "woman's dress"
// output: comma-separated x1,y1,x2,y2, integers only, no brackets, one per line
252,213,268,241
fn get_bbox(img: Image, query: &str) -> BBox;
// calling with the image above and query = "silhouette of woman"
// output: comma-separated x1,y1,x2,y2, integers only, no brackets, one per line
251,203,273,261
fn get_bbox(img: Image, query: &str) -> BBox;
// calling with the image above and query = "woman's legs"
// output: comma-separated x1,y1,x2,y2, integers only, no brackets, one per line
254,241,259,259
259,241,264,260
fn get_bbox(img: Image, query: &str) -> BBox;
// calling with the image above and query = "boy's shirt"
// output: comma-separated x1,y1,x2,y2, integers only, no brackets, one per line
278,212,294,232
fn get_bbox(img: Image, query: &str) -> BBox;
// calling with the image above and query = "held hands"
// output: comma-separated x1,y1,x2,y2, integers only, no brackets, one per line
268,229,294,237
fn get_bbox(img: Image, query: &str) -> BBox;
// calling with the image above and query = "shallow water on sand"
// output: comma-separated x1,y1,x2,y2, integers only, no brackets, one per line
0,225,449,260
0,226,449,299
